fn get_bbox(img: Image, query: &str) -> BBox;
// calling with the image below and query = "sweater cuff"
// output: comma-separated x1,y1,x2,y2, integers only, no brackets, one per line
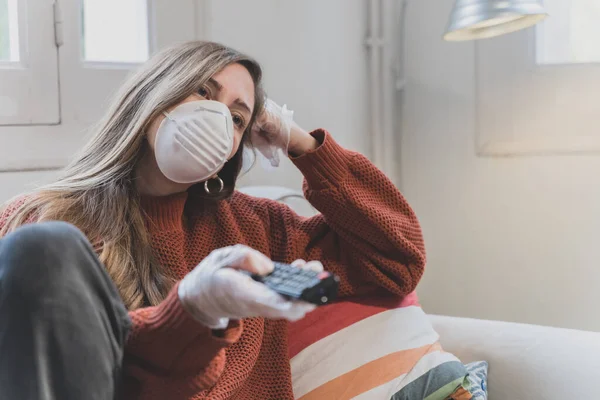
291,129,354,190
127,282,243,371
140,281,206,335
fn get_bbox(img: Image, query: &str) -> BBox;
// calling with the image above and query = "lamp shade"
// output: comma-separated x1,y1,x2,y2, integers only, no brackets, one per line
444,0,548,41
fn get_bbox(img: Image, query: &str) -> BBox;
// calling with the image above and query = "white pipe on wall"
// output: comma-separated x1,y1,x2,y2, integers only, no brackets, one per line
367,0,384,171
382,0,396,184
366,0,407,187
387,0,408,187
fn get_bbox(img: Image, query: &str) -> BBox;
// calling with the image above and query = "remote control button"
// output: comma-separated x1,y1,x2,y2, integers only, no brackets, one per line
261,263,339,305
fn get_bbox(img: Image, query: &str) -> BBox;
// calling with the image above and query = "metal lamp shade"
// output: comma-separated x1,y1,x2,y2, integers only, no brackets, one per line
444,0,548,41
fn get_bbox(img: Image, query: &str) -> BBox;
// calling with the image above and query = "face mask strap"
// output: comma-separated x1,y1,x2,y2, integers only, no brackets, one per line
163,111,174,121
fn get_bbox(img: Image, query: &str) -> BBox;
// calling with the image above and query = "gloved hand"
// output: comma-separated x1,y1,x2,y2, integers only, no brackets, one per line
250,99,294,168
178,244,320,329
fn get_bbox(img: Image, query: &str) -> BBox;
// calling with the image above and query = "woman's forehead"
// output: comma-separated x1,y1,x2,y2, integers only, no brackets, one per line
210,63,256,112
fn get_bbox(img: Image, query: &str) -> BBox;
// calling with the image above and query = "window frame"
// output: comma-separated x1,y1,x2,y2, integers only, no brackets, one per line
0,0,199,172
0,0,60,126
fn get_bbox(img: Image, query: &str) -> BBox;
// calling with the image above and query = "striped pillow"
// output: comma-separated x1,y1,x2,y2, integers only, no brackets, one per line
288,293,470,400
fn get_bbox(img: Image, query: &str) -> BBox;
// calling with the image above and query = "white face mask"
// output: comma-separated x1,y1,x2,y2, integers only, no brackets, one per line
154,100,234,184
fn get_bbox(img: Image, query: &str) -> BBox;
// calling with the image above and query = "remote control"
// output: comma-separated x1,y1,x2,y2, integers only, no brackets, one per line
250,262,340,305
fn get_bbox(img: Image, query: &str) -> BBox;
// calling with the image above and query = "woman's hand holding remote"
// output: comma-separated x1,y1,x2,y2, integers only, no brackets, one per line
178,245,319,329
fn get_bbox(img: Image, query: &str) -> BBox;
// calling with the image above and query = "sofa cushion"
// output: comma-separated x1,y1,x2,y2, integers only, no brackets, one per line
464,361,489,400
288,293,475,399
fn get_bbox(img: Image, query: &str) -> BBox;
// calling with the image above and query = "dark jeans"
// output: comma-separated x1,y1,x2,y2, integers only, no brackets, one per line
0,221,131,400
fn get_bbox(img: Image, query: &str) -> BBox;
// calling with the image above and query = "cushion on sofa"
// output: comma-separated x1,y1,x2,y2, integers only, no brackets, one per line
288,293,478,399
464,361,488,400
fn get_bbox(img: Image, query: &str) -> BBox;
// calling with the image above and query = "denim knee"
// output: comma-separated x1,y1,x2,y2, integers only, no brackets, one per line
0,221,90,300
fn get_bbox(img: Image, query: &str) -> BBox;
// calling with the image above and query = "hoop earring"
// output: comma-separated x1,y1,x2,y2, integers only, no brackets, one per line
204,176,224,195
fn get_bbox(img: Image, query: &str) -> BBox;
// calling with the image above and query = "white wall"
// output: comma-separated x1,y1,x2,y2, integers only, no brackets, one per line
0,171,59,202
0,0,369,203
206,0,370,189
403,0,600,332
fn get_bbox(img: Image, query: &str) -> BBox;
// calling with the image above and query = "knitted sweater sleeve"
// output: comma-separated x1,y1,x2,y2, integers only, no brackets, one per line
265,129,426,298
0,196,29,234
123,283,243,398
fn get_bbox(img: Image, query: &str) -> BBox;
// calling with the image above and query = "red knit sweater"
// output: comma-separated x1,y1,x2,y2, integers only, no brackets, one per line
0,130,426,399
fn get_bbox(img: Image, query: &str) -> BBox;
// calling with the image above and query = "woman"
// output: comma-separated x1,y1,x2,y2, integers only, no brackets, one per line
0,41,425,399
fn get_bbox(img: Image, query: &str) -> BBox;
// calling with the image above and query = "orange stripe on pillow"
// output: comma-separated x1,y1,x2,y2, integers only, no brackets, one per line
298,342,443,400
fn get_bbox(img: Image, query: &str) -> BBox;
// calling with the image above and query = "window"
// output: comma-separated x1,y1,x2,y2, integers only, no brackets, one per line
81,0,150,64
0,0,59,125
0,0,198,171
537,0,600,65
474,1,600,156
0,0,19,62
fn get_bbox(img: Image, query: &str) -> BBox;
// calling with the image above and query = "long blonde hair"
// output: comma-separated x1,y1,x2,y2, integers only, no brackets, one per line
0,41,265,310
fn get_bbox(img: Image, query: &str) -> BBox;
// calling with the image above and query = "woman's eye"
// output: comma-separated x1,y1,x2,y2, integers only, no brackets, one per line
232,114,246,129
198,86,210,98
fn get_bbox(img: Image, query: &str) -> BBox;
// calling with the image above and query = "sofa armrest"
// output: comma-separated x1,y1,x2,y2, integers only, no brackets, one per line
428,315,600,400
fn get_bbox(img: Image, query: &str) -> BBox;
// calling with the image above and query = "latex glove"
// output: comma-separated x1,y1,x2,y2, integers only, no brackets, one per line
178,245,319,329
250,99,294,168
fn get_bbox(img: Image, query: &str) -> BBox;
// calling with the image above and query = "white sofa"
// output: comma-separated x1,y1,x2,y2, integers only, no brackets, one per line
430,315,600,399
240,185,600,399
